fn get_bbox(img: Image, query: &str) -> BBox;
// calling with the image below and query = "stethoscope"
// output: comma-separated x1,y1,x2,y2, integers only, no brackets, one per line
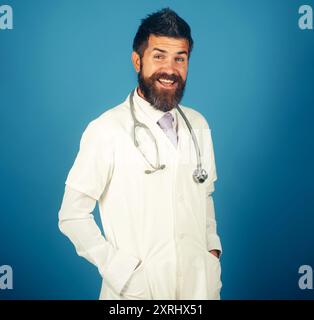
129,89,208,183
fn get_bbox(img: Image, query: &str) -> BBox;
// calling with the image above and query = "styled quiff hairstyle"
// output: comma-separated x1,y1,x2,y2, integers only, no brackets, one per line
133,8,194,58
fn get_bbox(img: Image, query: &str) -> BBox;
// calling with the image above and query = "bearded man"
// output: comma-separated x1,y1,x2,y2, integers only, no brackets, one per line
58,7,222,300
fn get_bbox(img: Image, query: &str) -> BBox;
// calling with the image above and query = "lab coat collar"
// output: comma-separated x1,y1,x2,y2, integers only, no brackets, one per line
133,87,178,133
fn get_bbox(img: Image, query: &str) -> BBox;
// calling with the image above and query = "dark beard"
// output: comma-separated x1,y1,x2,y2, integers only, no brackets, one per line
138,66,186,112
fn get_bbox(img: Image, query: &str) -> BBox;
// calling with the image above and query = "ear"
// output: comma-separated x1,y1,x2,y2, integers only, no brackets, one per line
131,51,141,73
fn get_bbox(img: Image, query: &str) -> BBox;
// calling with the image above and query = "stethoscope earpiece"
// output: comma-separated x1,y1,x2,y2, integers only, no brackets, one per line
144,164,166,174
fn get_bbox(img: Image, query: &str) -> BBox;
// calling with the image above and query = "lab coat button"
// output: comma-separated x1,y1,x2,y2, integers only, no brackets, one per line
179,233,185,239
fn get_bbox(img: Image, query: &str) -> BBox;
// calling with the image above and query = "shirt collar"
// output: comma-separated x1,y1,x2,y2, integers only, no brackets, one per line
133,87,178,132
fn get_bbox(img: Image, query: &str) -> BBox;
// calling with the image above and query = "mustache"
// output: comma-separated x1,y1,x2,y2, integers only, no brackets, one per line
149,72,183,83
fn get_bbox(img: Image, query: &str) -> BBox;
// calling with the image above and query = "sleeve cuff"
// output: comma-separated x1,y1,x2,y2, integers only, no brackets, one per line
101,249,140,295
207,234,223,256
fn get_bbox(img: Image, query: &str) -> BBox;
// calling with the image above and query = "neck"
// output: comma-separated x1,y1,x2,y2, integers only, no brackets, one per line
136,86,147,100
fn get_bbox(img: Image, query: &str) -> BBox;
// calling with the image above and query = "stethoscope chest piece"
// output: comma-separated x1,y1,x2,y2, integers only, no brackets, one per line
193,167,208,183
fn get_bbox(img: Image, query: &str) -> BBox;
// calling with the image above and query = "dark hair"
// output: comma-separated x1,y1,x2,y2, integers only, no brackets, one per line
133,8,194,58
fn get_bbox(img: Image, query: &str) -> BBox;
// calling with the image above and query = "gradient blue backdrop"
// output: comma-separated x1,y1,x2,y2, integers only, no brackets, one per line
0,0,313,299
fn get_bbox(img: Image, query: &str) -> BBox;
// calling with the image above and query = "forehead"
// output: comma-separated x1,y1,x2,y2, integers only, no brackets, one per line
146,35,189,53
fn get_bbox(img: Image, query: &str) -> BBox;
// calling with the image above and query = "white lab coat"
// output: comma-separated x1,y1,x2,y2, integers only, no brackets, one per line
60,88,222,300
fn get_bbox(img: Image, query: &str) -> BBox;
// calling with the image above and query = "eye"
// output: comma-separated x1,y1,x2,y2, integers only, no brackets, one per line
153,54,164,60
175,57,185,62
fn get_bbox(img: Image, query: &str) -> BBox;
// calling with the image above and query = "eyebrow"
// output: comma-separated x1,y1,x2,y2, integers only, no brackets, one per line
152,48,188,55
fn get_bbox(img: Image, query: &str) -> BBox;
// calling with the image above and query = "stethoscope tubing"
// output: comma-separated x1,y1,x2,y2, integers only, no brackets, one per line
129,89,208,183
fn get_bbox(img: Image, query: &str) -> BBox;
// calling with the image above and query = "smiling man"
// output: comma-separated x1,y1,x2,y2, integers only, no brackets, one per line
134,34,188,112
58,8,222,300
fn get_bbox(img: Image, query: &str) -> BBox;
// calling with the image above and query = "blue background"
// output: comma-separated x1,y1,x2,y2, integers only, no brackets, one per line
0,0,313,299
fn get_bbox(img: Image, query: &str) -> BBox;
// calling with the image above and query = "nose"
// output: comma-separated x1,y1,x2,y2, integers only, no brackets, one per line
161,57,177,73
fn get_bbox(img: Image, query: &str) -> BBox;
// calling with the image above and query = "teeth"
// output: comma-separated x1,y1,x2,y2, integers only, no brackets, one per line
159,78,174,84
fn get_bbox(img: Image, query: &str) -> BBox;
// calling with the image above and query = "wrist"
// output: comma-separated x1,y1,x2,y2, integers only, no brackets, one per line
209,249,220,259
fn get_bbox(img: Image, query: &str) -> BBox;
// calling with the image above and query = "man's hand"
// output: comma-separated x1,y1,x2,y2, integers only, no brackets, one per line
209,249,220,259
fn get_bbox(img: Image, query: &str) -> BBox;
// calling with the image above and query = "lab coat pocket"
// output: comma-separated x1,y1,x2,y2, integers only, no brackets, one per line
120,261,150,300
205,251,222,299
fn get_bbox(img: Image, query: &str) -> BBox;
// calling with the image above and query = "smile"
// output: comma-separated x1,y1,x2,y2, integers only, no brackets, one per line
157,78,177,89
